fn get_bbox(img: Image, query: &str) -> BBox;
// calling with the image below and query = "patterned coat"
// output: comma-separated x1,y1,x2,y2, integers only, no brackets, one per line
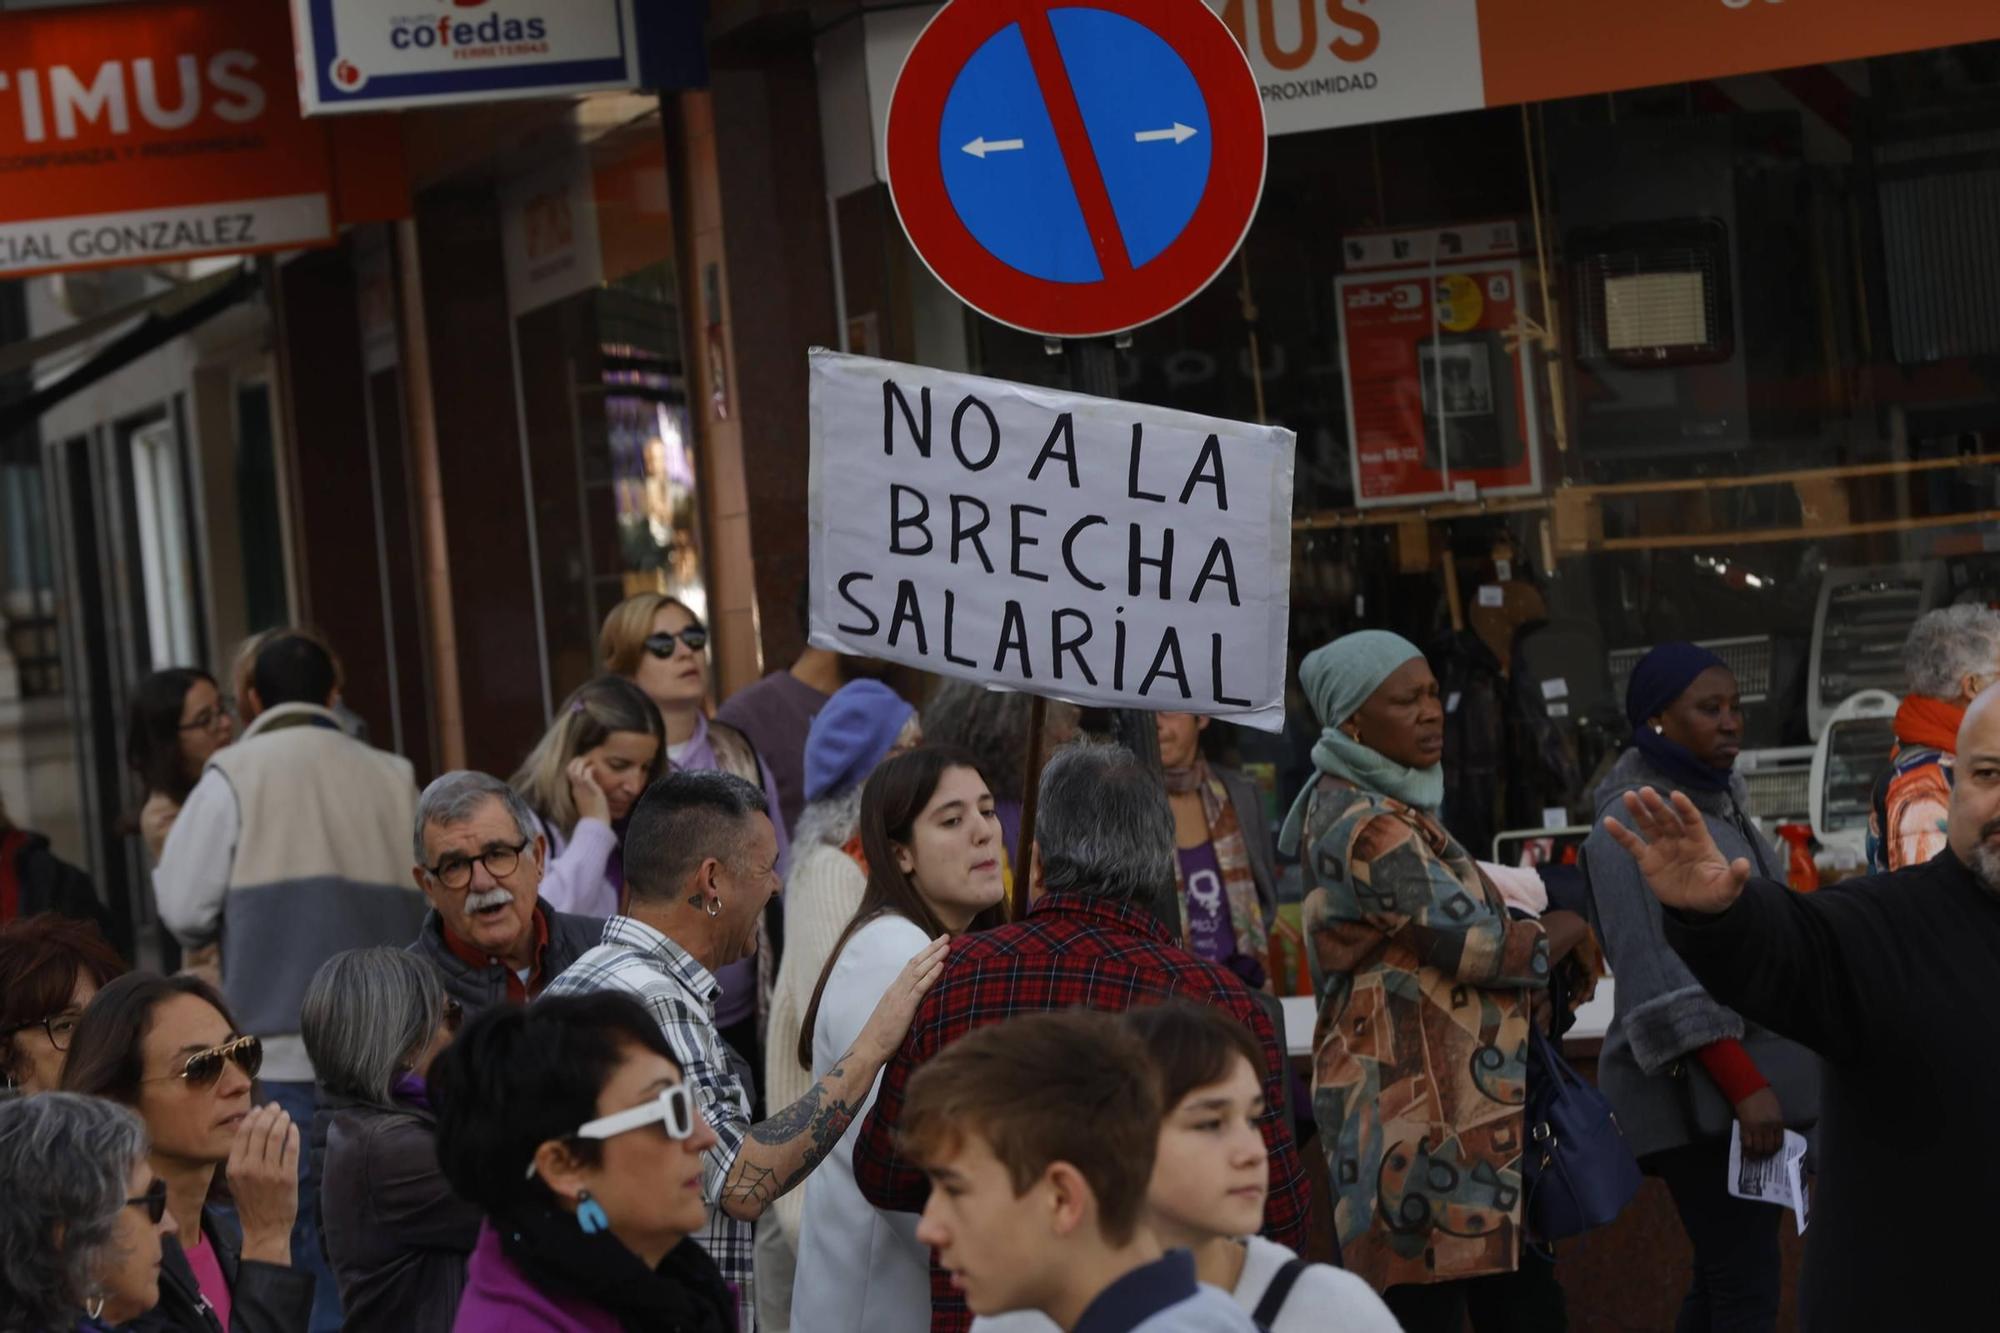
1299,775,1550,1290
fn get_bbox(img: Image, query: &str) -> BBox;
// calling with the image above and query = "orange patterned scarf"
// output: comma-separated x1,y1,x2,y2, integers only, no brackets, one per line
1166,759,1270,968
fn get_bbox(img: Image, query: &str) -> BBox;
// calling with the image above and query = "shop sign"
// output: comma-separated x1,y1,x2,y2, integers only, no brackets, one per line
885,0,1265,338
0,1,336,279
1221,0,2000,135
291,0,638,115
808,349,1296,731
1336,227,1543,508
1215,0,1483,136
499,150,603,315
839,0,2000,182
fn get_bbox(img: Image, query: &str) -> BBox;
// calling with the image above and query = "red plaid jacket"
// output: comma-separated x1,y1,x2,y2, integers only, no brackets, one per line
853,892,1312,1333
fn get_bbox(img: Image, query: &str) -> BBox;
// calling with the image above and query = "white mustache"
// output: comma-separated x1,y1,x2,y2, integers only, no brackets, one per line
465,889,512,914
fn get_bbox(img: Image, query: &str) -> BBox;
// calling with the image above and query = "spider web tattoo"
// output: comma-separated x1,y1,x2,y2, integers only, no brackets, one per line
728,1049,865,1197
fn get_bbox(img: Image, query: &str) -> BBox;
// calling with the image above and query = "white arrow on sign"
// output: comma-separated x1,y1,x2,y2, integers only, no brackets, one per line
962,136,1026,158
1134,122,1198,144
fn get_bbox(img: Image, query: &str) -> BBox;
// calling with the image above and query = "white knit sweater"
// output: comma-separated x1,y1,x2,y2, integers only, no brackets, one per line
764,794,868,1246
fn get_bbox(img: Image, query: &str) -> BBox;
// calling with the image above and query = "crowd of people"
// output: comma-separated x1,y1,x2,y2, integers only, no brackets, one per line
2,596,1998,1333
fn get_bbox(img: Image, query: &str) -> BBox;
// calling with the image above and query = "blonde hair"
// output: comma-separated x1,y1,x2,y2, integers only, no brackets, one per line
599,594,701,677
509,675,666,839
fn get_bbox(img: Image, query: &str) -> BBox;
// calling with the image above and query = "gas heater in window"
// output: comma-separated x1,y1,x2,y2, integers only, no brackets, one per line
1572,220,1734,368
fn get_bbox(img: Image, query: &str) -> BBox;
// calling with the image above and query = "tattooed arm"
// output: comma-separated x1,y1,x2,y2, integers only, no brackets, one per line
716,935,949,1221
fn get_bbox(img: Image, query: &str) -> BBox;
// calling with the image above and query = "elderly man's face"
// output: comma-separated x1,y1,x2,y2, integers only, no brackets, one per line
417,796,546,960
1949,686,2000,893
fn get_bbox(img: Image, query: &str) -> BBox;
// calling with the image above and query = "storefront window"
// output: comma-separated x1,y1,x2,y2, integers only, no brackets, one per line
505,114,706,704
847,37,2000,872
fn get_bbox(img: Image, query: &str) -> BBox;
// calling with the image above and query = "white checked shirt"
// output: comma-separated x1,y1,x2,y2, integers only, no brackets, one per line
543,916,758,1332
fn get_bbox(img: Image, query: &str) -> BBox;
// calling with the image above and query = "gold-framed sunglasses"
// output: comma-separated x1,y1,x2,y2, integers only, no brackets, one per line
144,1034,263,1088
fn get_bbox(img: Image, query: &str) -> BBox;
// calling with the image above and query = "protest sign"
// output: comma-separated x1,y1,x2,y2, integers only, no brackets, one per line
808,349,1296,731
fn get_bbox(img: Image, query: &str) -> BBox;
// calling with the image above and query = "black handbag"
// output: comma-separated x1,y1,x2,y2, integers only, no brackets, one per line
1522,988,1642,1243
1684,1030,1822,1140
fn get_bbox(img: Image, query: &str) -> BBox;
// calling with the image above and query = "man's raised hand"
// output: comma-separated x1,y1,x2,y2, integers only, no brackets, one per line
1602,787,1752,915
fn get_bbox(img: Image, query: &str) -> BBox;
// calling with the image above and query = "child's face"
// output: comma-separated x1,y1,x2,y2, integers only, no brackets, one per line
1146,1055,1269,1241
915,1129,1059,1316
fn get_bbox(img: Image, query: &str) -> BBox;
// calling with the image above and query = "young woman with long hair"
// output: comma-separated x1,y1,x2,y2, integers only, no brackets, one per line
126,668,235,865
788,746,1007,1333
509,675,666,919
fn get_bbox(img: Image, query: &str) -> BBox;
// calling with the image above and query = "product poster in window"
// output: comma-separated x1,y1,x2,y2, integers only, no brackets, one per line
1336,256,1543,508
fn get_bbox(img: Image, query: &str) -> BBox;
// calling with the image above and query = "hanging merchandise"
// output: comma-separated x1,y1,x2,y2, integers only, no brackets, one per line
1336,222,1546,508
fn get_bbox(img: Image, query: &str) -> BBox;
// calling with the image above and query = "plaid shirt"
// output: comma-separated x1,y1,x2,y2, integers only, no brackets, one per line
542,916,758,1332
853,892,1312,1333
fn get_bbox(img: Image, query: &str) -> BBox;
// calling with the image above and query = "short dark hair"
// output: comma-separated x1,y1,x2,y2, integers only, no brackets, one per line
125,668,217,802
0,917,128,1086
252,633,338,709
430,992,681,1215
1121,1001,1266,1111
898,1009,1162,1246
623,768,767,905
61,971,239,1106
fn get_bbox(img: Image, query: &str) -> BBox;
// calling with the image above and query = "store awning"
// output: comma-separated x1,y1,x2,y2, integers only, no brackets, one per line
0,263,260,441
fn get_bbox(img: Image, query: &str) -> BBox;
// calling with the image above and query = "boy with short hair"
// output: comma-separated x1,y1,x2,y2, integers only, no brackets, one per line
900,1009,1259,1333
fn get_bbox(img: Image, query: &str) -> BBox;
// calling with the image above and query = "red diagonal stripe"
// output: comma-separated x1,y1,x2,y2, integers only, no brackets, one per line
1017,6,1133,276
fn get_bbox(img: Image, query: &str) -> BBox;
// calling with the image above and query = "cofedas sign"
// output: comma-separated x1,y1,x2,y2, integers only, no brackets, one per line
0,2,338,277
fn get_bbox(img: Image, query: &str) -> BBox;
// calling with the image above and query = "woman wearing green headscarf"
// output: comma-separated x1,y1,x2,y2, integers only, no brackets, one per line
1280,630,1560,1330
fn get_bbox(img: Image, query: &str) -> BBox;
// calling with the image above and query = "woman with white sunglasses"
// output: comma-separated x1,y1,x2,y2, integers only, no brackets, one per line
432,991,735,1333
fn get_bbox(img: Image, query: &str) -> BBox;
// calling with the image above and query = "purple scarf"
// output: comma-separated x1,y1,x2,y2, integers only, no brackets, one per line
392,1071,433,1112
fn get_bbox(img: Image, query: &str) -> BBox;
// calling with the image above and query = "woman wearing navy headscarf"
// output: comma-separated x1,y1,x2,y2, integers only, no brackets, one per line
1581,643,1816,1333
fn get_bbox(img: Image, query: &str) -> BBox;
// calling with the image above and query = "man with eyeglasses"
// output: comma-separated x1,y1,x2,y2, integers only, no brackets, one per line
153,631,426,1333
408,770,607,1015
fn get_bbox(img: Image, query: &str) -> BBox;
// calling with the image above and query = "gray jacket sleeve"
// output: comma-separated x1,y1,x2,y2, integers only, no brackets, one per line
1583,803,1744,1075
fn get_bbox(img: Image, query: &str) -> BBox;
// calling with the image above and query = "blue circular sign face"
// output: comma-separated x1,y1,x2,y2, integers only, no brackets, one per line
937,9,1213,284
887,0,1265,338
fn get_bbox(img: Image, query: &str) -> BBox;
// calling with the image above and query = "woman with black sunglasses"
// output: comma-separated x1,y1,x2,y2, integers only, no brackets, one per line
431,991,734,1333
600,593,791,1101
61,972,313,1333
0,1092,177,1331
300,948,478,1333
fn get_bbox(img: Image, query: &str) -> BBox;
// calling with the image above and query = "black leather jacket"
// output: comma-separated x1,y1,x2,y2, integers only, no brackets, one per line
117,1207,312,1333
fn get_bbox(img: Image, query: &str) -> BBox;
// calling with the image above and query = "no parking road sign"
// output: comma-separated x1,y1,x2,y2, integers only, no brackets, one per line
886,0,1266,339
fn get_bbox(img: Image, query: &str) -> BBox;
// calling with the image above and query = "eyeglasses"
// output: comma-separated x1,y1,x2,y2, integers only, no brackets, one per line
443,998,464,1035
2,1011,82,1051
425,838,532,890
643,627,708,658
143,1034,262,1088
177,697,236,734
524,1084,699,1179
126,1178,168,1224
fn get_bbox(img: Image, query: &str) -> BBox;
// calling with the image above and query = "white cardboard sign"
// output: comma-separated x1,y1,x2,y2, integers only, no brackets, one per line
808,350,1296,731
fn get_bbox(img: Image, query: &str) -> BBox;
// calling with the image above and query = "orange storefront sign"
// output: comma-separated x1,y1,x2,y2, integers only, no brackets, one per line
1476,0,2000,110
1216,0,2000,137
0,0,404,278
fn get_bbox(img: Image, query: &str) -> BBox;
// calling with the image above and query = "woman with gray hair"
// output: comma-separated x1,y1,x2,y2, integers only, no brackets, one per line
300,948,479,1333
0,1092,175,1330
1869,603,2000,871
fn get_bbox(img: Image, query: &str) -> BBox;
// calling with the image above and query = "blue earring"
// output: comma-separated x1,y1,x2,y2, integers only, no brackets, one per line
576,1191,609,1235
